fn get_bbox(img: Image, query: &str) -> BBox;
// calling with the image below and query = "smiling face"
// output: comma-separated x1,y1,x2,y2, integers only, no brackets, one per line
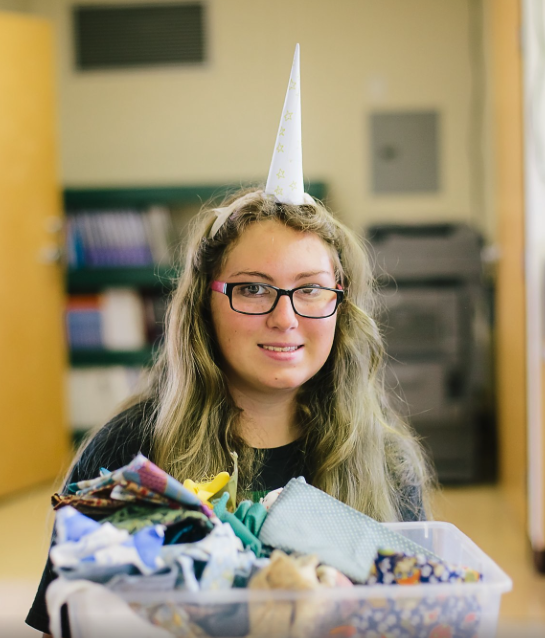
210,220,339,398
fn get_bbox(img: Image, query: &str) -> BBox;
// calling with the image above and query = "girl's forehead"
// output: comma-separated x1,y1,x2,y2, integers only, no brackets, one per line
222,221,335,274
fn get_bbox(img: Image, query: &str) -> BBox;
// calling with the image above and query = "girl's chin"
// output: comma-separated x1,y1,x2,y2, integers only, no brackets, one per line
256,374,310,393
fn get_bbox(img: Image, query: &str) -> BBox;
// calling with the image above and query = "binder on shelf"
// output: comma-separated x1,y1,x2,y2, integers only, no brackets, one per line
65,207,175,269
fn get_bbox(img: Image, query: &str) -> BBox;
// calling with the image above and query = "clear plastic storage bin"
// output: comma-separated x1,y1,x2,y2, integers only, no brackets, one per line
66,521,512,638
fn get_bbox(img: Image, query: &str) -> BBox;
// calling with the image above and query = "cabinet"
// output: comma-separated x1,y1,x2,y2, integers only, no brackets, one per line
368,223,495,483
65,183,327,435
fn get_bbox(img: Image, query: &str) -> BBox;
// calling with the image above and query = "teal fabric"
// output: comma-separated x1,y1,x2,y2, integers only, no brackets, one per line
233,501,268,537
242,503,268,537
258,478,439,583
233,501,252,522
213,493,263,557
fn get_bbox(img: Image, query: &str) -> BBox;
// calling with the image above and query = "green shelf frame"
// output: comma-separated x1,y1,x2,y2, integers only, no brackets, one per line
72,429,90,449
63,182,327,209
67,266,177,293
70,347,155,367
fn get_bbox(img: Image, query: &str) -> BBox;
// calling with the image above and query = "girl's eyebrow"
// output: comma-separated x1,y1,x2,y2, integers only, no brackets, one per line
295,270,331,280
231,270,274,281
230,270,331,281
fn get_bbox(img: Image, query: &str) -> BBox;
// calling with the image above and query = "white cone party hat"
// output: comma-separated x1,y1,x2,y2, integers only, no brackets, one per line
265,44,307,205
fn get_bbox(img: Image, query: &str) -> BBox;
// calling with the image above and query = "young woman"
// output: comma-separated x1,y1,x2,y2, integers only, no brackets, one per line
27,188,433,636
28,46,433,636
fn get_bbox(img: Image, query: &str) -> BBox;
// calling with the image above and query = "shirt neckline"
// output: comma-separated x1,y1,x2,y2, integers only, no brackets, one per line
253,437,303,453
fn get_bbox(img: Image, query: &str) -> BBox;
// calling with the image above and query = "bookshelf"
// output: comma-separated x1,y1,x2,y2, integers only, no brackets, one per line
70,347,155,368
67,266,174,293
64,182,327,434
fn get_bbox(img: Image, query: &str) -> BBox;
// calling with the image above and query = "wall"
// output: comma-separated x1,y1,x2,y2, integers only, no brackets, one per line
17,0,495,239
0,0,32,10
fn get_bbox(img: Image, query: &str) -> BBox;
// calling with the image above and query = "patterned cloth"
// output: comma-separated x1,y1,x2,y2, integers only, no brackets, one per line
259,478,439,583
52,491,126,517
366,549,482,586
338,595,482,638
102,504,213,544
57,454,214,521
75,454,209,512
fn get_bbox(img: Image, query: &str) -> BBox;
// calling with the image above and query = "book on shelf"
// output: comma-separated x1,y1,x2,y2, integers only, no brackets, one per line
66,207,176,269
102,288,147,350
66,288,164,351
66,295,102,349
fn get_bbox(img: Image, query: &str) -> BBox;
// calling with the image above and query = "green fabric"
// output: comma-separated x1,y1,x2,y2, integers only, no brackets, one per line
213,493,263,557
233,500,268,536
240,503,268,537
233,500,252,522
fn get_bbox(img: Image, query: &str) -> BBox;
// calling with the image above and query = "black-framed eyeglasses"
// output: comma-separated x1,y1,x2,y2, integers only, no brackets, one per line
210,281,344,318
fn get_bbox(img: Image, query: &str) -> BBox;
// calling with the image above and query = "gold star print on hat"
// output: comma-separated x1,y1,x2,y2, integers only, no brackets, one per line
265,44,307,205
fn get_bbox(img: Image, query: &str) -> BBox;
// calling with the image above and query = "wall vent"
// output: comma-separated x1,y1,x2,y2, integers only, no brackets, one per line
73,3,205,70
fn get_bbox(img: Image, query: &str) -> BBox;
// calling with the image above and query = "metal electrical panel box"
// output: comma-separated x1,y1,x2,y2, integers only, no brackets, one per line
370,111,439,194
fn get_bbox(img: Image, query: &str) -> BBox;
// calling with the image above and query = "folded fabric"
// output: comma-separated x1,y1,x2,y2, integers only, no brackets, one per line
73,453,211,515
52,492,126,516
51,506,165,576
258,477,439,583
366,548,482,585
109,480,173,506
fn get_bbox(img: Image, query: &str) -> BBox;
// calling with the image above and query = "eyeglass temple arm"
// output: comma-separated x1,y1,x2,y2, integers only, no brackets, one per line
210,281,227,293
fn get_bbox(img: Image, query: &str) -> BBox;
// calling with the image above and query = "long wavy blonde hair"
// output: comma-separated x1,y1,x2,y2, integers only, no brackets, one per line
73,187,433,521
109,187,432,521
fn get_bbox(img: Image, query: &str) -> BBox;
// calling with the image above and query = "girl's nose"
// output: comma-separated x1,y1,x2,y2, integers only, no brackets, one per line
266,294,299,330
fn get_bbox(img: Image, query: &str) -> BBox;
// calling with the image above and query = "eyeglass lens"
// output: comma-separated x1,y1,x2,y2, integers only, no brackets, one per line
231,284,338,317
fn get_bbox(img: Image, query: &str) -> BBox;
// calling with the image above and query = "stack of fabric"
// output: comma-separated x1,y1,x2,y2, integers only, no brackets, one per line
46,454,483,638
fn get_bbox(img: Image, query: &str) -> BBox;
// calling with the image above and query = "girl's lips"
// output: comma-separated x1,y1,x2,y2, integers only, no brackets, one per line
259,344,303,352
258,344,304,360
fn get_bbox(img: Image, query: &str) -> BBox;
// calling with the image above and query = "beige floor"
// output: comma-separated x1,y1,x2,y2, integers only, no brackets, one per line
0,482,544,636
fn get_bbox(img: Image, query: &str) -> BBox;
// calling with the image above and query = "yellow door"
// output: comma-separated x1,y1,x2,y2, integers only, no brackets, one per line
0,13,69,497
